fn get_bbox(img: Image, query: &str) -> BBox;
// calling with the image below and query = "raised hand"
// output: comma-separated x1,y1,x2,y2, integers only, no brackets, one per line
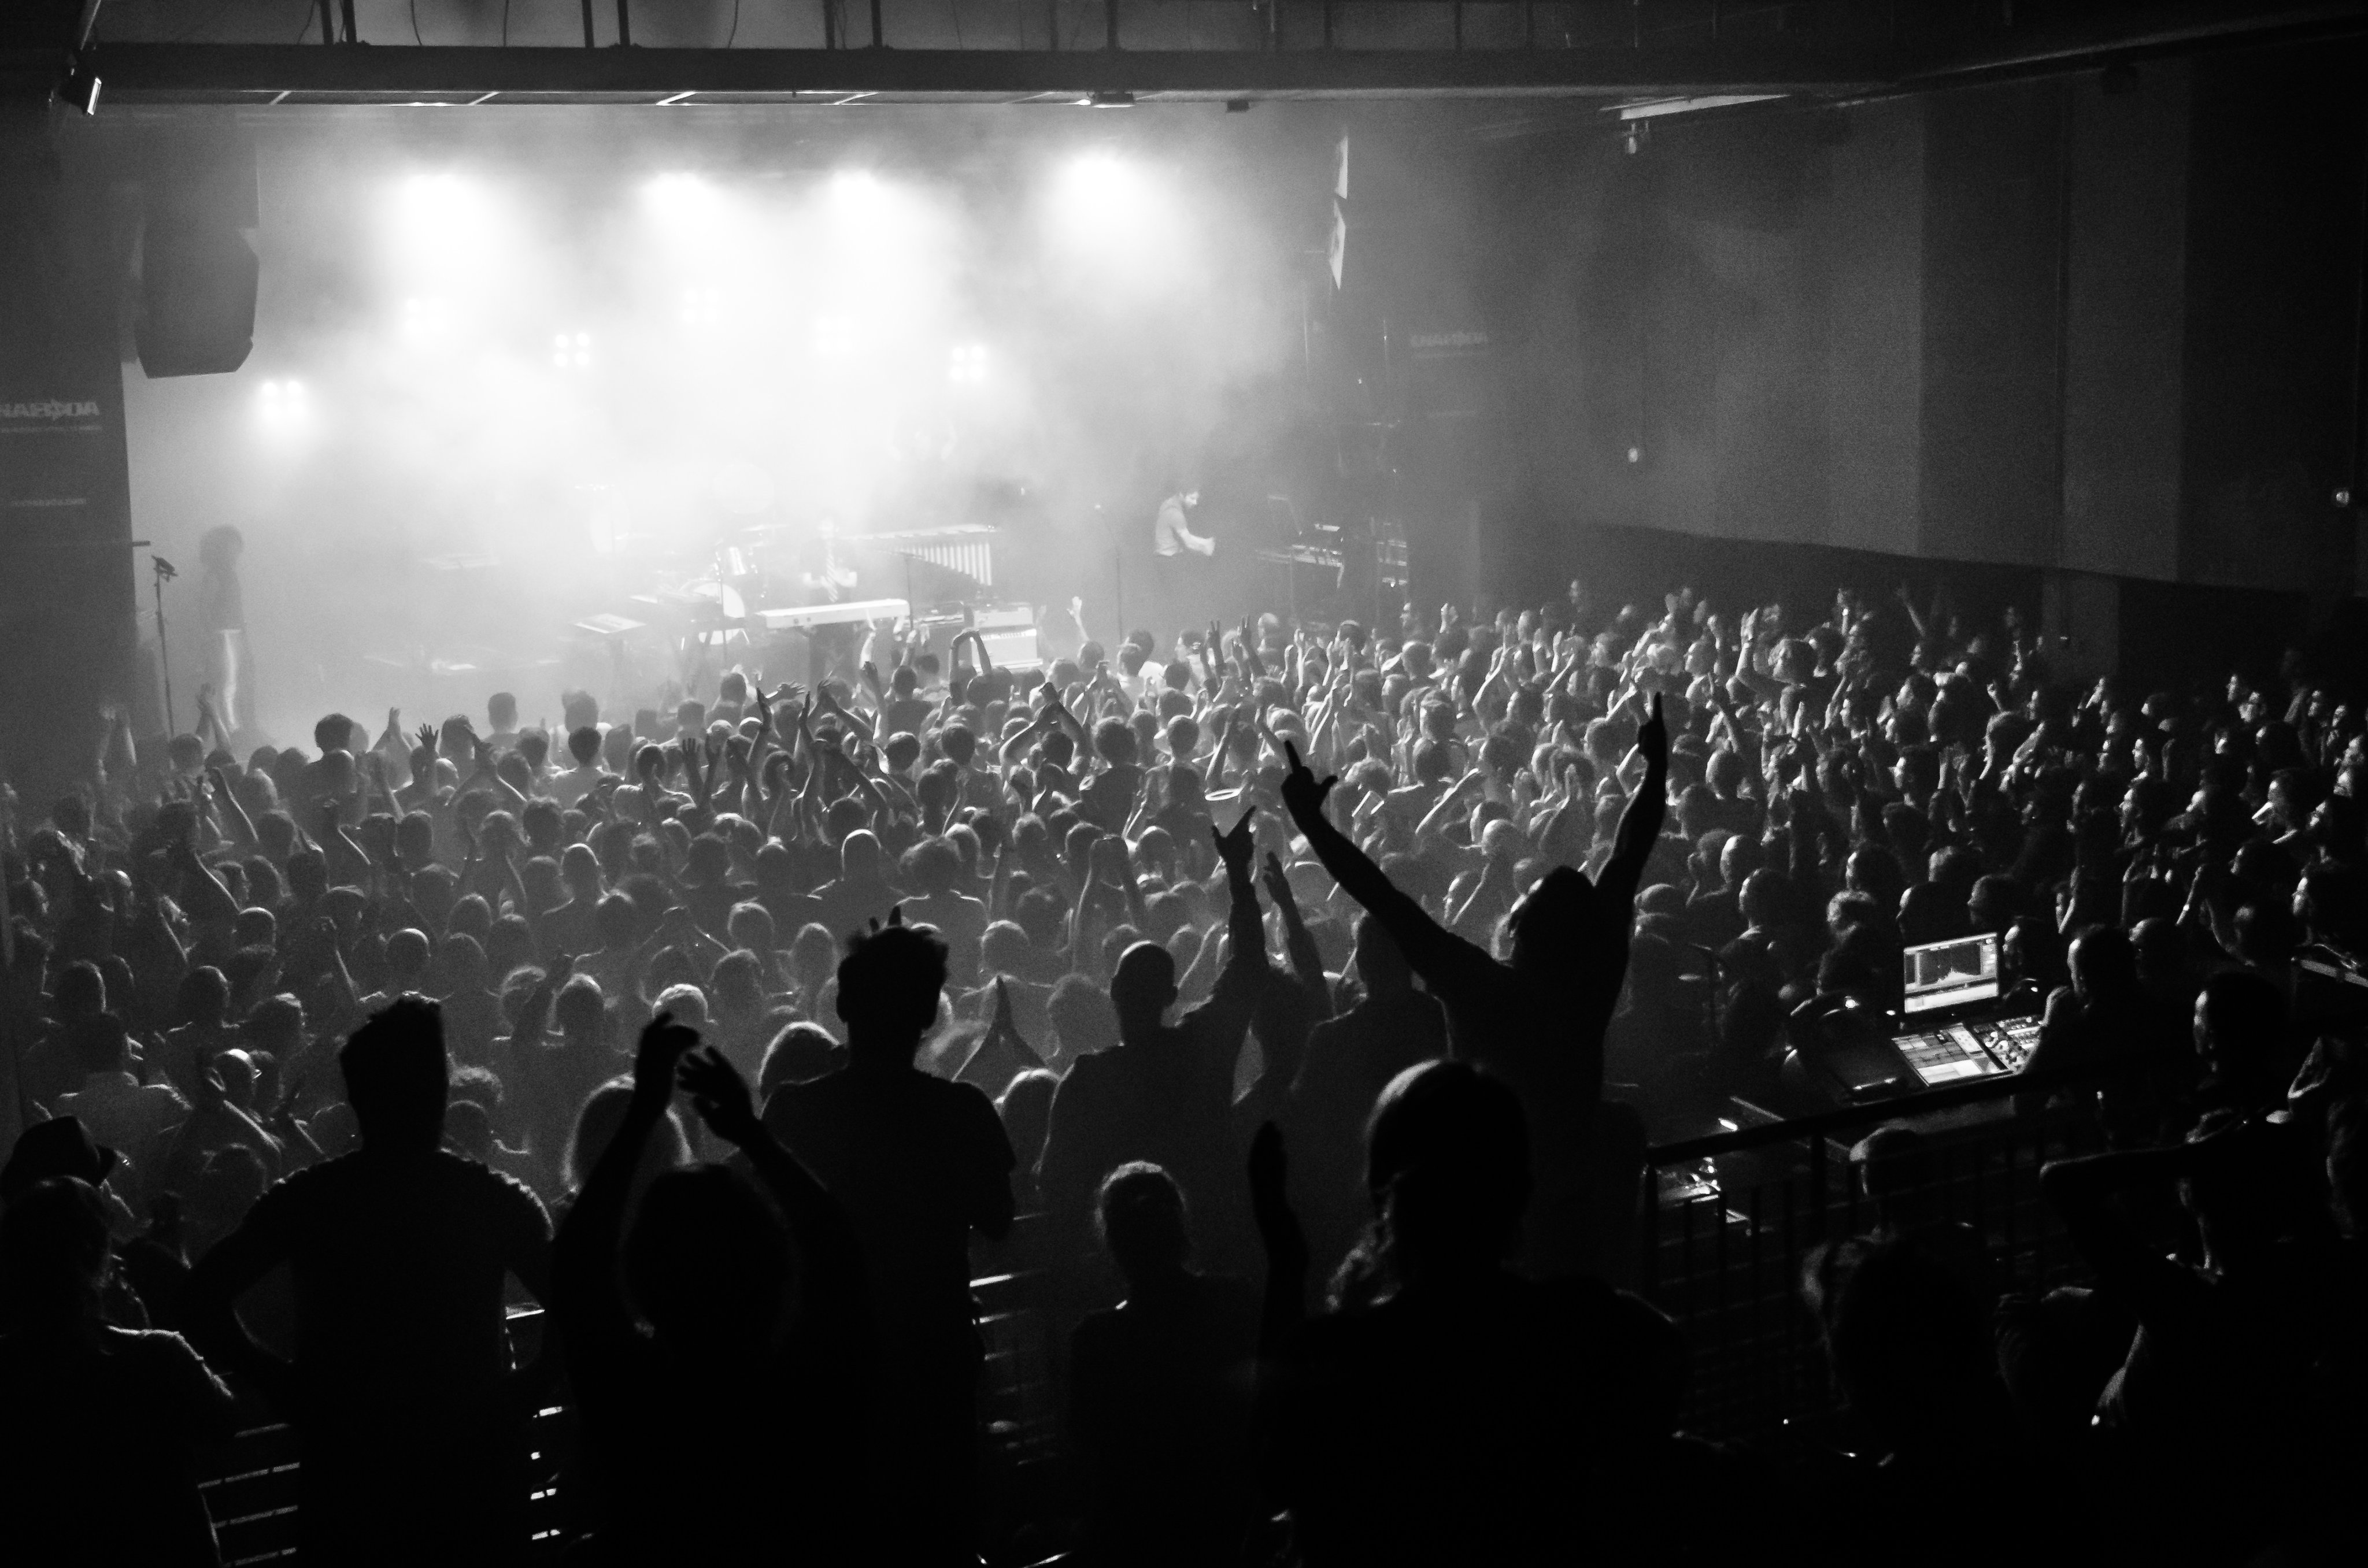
1279,739,1337,826
1636,691,1668,770
676,1046,762,1146
1261,851,1298,916
416,723,438,758
1211,805,1257,876
633,1012,700,1107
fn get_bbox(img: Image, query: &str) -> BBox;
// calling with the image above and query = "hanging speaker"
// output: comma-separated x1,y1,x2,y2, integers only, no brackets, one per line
136,132,260,379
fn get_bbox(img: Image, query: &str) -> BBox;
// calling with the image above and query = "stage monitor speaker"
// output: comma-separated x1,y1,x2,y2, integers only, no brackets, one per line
136,135,259,379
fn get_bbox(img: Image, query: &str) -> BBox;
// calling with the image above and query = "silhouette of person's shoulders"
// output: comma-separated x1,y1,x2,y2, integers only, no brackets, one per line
245,1146,547,1391
0,1324,236,1566
763,1065,1012,1336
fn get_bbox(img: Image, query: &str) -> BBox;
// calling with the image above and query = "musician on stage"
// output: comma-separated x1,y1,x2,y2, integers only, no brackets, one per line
1152,487,1215,627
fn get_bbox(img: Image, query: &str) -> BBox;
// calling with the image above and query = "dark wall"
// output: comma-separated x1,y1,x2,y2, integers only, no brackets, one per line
2060,61,2189,583
2176,41,2367,598
1918,80,2069,568
1398,49,2368,611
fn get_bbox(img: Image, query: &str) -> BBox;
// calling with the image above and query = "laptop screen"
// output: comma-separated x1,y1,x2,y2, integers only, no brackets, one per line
1901,933,2001,1015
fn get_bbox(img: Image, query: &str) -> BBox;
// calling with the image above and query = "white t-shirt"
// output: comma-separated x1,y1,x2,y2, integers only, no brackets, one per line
1153,495,1214,558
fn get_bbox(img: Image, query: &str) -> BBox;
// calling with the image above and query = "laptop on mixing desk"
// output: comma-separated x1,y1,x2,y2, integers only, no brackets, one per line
1889,933,2039,1088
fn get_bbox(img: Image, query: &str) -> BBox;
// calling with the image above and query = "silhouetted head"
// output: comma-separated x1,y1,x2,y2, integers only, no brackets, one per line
997,1069,1060,1171
2068,926,2137,1004
1502,865,1596,974
339,996,450,1151
1803,1236,1993,1455
2195,969,2289,1108
1109,940,1178,1037
1048,974,1122,1059
564,1079,690,1194
1097,1161,1192,1288
1365,1060,1531,1284
760,1021,843,1098
1350,912,1414,997
625,1165,794,1362
1,1177,110,1331
834,922,948,1057
839,829,882,882
1849,1124,1936,1232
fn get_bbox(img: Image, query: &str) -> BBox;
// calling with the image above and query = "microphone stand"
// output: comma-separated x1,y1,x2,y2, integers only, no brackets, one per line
152,554,180,736
1102,504,1123,635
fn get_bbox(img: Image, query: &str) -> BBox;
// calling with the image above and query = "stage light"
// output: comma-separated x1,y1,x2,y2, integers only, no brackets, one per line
398,172,482,229
828,169,882,205
947,343,988,385
680,287,721,326
256,378,310,429
553,331,592,370
813,315,852,356
1047,152,1183,273
643,172,722,225
385,171,507,288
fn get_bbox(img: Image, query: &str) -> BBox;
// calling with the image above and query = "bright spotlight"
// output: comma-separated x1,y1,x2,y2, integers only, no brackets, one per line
828,169,881,203
681,287,722,326
256,377,310,429
397,172,483,231
553,331,592,371
644,172,721,224
1052,153,1159,242
813,315,853,356
947,344,988,385
1048,152,1189,281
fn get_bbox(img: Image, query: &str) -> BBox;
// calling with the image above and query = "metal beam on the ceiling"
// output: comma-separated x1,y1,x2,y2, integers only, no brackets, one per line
77,42,1896,106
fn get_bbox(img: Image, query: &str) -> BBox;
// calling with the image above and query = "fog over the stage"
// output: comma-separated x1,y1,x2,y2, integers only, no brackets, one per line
128,107,1331,742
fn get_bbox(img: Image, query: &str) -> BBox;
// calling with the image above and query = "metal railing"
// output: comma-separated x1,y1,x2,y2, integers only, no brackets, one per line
1637,1053,2155,1444
194,1243,1067,1564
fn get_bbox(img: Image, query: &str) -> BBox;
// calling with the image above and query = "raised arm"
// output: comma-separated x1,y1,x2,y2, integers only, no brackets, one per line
676,1046,871,1287
554,1014,696,1356
1596,692,1670,913
1278,740,1486,996
1262,851,1334,1024
1177,808,1271,1058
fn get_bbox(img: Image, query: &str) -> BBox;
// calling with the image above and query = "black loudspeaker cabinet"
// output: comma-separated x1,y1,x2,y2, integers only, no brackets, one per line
135,134,259,379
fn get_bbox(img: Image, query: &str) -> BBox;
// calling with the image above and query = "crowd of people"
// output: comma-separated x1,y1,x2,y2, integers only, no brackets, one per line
2,576,2364,1565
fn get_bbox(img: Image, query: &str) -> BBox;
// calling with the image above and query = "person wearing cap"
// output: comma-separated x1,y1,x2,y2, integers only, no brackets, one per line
0,1114,122,1207
0,1175,239,1565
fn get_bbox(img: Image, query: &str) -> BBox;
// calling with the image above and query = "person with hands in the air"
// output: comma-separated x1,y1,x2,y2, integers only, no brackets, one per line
1275,694,1669,1277
1038,807,1274,1288
552,1013,868,1566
